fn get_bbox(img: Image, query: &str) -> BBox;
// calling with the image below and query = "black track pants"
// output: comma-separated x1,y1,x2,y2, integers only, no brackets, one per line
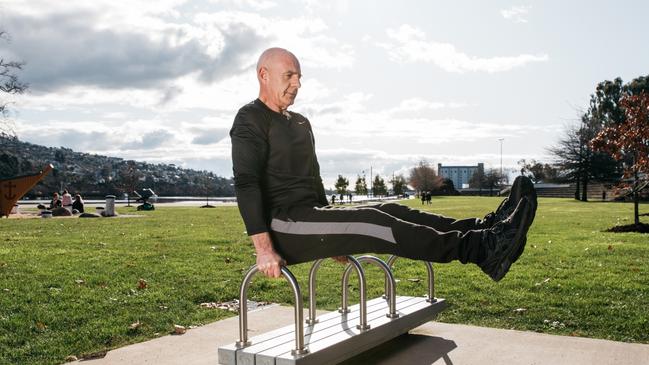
269,203,485,265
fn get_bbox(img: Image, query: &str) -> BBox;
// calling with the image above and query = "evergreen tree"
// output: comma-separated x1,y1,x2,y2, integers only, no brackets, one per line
392,174,407,195
372,174,387,196
334,175,349,194
354,175,367,195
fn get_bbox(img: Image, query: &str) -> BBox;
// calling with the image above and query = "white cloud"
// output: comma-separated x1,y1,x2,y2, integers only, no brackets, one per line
378,24,548,73
501,5,531,23
209,0,277,11
386,98,470,115
193,11,354,70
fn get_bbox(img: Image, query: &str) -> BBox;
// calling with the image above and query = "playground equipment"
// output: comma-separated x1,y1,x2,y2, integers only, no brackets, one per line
133,188,157,211
218,254,447,365
0,164,53,217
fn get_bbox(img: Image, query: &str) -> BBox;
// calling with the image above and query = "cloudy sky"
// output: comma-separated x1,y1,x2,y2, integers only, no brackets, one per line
2,0,648,187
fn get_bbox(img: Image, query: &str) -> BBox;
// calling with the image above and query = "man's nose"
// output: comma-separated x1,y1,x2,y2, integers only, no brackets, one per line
292,76,301,89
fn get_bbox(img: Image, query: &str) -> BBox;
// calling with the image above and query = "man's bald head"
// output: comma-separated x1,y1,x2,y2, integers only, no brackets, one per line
256,48,302,113
256,47,299,73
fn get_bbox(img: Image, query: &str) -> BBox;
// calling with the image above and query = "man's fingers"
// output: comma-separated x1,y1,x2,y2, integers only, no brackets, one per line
257,261,284,278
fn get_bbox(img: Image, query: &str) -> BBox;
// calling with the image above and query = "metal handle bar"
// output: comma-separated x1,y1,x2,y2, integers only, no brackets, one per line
306,256,369,330
342,255,399,319
386,255,436,303
236,265,309,356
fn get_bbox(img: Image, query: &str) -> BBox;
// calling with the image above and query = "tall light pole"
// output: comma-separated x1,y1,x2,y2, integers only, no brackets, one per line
369,165,373,197
498,138,504,184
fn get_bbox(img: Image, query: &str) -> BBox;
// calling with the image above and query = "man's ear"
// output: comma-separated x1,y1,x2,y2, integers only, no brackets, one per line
258,67,268,83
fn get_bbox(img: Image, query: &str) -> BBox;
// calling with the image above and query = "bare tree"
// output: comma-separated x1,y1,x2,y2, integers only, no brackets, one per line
1,31,28,138
408,160,442,193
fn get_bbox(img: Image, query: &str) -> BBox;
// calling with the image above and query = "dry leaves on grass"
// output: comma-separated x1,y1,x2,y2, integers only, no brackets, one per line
128,321,142,331
80,350,107,360
543,319,565,329
137,279,148,290
174,325,186,335
535,278,551,286
200,300,272,312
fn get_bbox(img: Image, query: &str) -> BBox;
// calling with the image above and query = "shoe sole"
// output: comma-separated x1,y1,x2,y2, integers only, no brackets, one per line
491,197,533,281
487,176,534,228
509,187,537,264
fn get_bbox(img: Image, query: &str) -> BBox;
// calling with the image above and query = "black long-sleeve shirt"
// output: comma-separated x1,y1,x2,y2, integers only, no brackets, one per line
230,99,328,235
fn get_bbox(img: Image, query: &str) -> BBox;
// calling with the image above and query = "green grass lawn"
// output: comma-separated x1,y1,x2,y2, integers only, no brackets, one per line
1,197,648,364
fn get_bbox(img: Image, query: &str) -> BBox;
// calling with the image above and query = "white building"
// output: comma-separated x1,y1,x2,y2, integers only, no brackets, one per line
438,163,484,189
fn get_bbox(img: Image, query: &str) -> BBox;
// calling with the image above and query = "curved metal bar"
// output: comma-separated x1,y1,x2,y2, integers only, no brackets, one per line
339,256,370,330
343,255,399,319
386,255,436,303
237,265,309,355
306,259,325,325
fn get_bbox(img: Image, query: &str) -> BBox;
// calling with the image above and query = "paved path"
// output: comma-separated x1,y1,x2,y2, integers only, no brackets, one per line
73,305,649,365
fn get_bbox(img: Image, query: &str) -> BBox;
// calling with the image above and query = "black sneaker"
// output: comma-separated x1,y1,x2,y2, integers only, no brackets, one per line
478,197,533,282
481,176,536,228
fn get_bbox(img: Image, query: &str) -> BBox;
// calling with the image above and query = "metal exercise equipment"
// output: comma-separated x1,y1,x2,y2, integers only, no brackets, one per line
218,255,447,365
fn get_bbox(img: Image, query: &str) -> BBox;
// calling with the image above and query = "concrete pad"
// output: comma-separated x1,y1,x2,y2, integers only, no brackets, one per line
73,305,649,365
342,321,649,365
72,304,305,365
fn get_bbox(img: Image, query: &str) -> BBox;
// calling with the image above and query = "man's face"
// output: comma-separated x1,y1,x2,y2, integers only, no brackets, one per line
262,54,302,111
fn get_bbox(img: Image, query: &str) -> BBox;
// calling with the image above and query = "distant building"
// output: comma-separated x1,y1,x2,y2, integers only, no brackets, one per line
438,163,484,189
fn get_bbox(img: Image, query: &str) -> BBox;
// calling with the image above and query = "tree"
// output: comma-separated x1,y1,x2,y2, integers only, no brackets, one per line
392,174,407,196
592,92,649,227
372,174,387,196
54,150,66,163
517,159,559,183
0,152,19,179
549,119,621,201
354,175,367,195
1,31,28,138
559,75,649,201
468,168,487,190
408,160,442,193
484,168,504,196
119,161,142,206
334,175,349,194
438,178,458,195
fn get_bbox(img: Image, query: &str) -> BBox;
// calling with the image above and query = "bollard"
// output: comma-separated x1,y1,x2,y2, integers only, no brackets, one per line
306,256,368,330
387,255,436,303
342,255,398,319
236,265,309,356
104,195,116,217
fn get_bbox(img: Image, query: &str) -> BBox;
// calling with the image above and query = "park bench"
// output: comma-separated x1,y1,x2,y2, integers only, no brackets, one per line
218,255,447,365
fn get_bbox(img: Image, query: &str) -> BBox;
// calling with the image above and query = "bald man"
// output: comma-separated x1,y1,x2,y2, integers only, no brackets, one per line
230,47,537,281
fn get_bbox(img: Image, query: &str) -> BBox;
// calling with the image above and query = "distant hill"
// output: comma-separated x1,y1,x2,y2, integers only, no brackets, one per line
0,134,234,198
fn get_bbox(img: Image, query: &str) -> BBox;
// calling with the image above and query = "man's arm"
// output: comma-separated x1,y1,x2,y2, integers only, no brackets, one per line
231,108,270,235
231,106,287,277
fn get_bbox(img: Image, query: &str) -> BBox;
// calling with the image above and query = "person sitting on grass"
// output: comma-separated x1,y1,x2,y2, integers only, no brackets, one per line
72,194,85,214
49,192,62,210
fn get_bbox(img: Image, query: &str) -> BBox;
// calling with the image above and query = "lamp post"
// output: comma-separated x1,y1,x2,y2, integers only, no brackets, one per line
368,166,372,198
498,138,504,184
